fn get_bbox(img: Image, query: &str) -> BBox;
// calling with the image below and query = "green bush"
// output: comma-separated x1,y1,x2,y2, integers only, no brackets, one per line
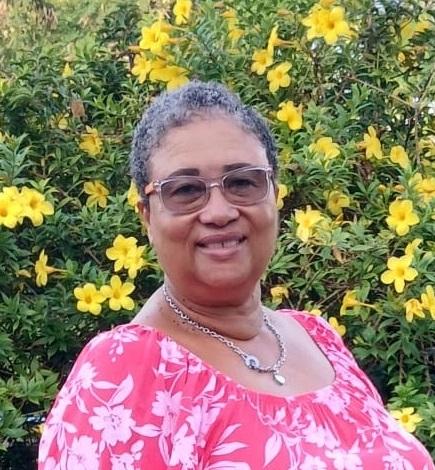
0,0,434,466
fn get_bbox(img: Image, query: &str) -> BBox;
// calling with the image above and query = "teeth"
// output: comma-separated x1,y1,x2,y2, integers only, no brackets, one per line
204,240,240,249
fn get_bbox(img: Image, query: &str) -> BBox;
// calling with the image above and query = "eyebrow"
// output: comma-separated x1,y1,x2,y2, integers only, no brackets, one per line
166,162,254,178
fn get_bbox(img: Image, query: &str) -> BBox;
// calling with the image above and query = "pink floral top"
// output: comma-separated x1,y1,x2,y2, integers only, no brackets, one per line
38,310,434,469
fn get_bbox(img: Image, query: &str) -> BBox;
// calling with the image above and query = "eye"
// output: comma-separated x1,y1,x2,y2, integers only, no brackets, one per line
165,181,204,199
226,175,259,193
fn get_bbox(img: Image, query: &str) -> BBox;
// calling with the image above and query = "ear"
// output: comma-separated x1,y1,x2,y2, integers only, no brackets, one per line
137,200,150,231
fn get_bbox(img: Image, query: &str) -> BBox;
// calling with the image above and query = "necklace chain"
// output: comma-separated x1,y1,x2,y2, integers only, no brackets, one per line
162,285,287,381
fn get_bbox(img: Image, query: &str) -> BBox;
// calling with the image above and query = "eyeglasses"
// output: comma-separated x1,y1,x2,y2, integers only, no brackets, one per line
145,166,274,215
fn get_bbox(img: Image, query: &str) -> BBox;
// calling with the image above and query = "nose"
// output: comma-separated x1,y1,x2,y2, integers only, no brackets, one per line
198,185,239,226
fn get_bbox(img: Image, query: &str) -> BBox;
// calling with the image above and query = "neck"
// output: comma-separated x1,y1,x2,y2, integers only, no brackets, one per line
161,279,264,341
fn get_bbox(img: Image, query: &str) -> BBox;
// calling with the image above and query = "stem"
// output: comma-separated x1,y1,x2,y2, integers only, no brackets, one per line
348,75,412,109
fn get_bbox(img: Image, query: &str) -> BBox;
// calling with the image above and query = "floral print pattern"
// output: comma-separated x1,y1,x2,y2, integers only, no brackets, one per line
38,311,434,469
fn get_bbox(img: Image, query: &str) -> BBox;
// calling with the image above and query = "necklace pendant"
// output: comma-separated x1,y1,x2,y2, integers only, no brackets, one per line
273,373,286,385
244,355,260,370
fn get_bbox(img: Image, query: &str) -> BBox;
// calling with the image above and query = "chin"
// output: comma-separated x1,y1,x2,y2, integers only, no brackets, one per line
195,265,258,292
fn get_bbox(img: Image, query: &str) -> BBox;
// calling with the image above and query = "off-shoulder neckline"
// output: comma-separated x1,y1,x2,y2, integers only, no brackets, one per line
116,309,339,404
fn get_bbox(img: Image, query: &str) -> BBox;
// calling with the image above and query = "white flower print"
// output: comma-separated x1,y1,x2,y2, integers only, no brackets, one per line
382,450,415,470
39,317,435,470
159,337,185,363
186,403,221,447
326,442,363,470
152,390,183,417
303,419,339,450
73,362,97,389
110,440,144,470
89,404,135,446
168,423,197,469
108,329,139,361
66,435,99,470
300,455,327,470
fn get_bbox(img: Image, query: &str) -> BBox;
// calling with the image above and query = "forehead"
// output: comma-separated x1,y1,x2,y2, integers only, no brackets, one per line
149,117,268,179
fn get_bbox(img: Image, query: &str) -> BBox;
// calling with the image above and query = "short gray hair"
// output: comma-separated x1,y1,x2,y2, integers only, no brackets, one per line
130,80,277,200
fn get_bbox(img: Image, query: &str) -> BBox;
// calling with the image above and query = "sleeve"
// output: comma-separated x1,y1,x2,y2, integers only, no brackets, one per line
314,312,385,404
37,324,202,469
293,310,385,404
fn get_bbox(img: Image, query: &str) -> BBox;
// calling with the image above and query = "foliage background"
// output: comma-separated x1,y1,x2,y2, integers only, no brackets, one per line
0,0,434,467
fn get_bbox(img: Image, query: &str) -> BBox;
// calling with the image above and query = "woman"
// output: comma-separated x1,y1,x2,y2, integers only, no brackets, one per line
39,81,434,469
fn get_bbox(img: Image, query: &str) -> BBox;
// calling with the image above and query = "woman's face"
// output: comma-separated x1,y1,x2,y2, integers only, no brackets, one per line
143,116,278,303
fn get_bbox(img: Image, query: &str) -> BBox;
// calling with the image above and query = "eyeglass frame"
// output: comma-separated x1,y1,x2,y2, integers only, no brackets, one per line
144,165,275,214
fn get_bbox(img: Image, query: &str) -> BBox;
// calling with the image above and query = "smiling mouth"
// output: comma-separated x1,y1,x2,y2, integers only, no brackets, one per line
201,239,243,249
197,236,246,250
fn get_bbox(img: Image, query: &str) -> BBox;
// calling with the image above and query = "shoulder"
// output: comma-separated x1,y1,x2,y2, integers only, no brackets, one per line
276,309,344,346
67,323,163,377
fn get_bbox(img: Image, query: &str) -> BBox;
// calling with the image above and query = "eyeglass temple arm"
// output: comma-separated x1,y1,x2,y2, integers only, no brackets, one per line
144,182,156,196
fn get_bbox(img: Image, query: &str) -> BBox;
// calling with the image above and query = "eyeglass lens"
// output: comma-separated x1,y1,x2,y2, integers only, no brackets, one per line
161,168,270,213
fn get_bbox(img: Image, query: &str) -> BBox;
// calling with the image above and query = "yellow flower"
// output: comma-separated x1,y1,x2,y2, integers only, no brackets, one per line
294,206,323,243
33,424,45,435
55,113,69,130
404,298,425,322
139,20,171,54
276,184,288,210
79,126,103,156
2,186,25,224
228,27,244,46
106,235,139,271
125,245,146,279
386,199,420,236
0,192,22,228
309,137,340,160
35,249,61,287
100,275,135,311
421,285,435,319
380,255,418,293
270,285,288,304
415,176,435,203
150,65,189,90
266,25,287,55
309,308,322,316
127,181,140,213
83,181,109,208
74,283,105,315
267,62,291,93
61,62,73,78
390,408,423,433
320,7,352,44
221,8,237,20
404,238,422,257
358,126,383,159
251,49,273,75
302,6,326,40
20,188,54,227
329,316,346,336
389,145,410,169
173,0,192,25
326,190,350,216
340,290,360,315
276,101,302,130
106,235,146,277
400,17,430,43
339,290,374,315
302,6,351,45
131,54,152,84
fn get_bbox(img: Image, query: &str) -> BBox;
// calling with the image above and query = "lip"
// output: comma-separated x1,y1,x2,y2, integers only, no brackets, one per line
196,232,247,260
197,232,246,247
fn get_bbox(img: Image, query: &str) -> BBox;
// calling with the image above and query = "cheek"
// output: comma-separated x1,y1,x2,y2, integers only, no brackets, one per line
149,212,192,257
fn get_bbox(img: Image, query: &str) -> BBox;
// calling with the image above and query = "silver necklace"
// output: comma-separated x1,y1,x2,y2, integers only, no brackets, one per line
162,285,287,385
